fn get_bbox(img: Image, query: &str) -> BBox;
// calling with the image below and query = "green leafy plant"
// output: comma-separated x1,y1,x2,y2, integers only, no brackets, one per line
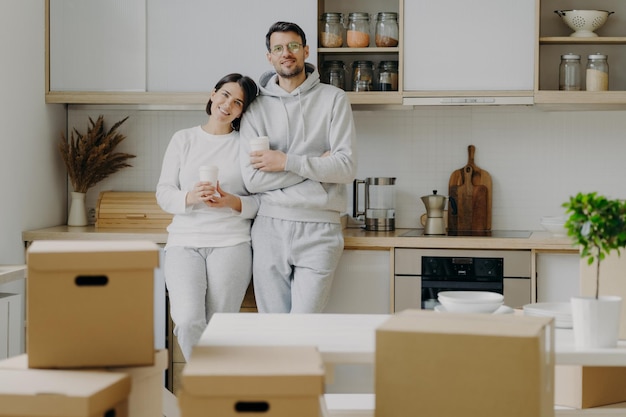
58,115,136,193
563,192,626,298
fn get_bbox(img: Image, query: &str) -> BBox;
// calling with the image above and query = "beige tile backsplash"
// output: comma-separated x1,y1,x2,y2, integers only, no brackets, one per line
68,105,626,231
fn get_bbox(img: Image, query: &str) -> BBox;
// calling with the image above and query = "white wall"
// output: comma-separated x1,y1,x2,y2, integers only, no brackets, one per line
68,104,626,231
0,1,66,263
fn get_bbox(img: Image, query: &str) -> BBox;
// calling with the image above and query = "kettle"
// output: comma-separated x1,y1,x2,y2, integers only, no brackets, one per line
421,190,447,235
353,177,396,231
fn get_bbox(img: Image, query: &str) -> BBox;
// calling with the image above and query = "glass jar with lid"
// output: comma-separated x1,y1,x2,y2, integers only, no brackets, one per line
351,60,374,91
559,53,581,91
586,53,609,91
375,12,399,47
319,12,344,48
378,60,398,91
347,12,370,48
322,60,346,90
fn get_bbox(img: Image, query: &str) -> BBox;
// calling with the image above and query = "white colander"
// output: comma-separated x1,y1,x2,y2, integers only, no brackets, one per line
555,10,614,37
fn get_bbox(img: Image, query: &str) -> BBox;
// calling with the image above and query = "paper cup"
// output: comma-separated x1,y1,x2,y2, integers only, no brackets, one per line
250,136,270,152
199,165,218,183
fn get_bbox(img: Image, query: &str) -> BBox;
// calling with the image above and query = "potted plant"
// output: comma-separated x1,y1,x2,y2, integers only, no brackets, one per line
562,192,626,348
58,115,135,226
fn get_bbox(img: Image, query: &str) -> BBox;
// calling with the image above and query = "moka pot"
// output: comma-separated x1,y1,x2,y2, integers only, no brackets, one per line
421,190,447,235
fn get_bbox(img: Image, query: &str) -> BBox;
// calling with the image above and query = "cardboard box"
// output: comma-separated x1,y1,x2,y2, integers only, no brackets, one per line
0,367,130,417
555,365,626,408
580,252,626,339
0,349,167,417
179,345,325,417
26,240,160,368
375,310,555,417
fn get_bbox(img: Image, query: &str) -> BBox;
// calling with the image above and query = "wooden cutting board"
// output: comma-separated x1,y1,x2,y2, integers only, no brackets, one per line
447,145,492,231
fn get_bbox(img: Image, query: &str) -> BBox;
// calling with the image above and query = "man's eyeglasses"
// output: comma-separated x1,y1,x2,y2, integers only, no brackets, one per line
270,42,303,56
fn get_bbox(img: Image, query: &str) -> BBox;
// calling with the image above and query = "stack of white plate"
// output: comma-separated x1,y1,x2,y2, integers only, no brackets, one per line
523,302,573,328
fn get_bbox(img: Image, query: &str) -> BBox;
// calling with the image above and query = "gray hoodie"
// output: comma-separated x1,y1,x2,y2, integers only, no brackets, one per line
240,63,357,223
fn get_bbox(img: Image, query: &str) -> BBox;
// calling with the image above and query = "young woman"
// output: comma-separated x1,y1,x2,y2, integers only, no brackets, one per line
156,73,258,361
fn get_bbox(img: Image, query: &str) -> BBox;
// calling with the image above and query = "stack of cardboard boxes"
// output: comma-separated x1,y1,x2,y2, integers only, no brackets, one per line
0,240,166,417
179,345,325,417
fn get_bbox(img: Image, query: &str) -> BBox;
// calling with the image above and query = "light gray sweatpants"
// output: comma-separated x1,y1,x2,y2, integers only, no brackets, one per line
251,216,344,313
164,243,251,361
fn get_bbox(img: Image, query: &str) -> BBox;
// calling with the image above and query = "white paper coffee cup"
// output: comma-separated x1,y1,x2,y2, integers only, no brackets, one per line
199,165,218,183
250,136,270,152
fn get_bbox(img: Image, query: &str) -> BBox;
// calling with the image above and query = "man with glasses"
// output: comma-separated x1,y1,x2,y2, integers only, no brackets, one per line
240,21,357,313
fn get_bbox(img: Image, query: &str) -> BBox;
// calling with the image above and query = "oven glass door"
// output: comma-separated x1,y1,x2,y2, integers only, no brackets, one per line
421,256,504,309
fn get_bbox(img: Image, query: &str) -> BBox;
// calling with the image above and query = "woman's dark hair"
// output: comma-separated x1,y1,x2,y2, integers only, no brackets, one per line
265,21,307,51
205,73,258,131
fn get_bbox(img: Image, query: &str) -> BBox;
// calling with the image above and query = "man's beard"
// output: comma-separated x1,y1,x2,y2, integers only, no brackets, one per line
277,63,304,79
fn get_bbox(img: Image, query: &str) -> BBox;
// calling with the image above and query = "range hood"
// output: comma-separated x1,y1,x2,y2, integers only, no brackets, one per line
403,92,534,106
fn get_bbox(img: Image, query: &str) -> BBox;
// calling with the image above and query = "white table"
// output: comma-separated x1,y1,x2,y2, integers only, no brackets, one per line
199,313,389,364
198,313,626,417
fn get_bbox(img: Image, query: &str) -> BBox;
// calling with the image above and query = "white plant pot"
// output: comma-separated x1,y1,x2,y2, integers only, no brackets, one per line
571,295,622,349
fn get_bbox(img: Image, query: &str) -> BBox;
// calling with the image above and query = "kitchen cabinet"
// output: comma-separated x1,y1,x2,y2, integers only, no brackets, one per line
402,0,535,105
48,0,146,92
317,0,403,105
535,251,580,302
146,0,316,92
535,0,626,107
323,249,392,314
45,0,316,104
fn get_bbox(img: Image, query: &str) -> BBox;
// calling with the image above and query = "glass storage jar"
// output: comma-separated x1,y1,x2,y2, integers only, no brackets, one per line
322,60,346,90
375,12,399,47
347,12,370,48
319,13,344,48
559,53,581,91
378,60,398,91
586,53,609,91
351,60,374,91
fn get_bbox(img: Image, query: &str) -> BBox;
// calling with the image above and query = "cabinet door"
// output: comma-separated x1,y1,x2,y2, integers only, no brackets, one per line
49,0,146,91
147,0,317,92
403,0,534,91
536,252,579,302
324,250,391,314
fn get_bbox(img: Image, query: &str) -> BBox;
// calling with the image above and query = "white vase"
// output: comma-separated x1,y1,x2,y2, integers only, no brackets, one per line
571,295,622,349
67,191,88,226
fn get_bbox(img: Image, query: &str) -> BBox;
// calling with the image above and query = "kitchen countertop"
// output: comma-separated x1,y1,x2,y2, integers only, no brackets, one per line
0,265,26,285
22,225,577,252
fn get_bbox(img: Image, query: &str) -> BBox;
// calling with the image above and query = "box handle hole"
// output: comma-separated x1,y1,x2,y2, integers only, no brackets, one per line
75,275,109,286
234,401,270,413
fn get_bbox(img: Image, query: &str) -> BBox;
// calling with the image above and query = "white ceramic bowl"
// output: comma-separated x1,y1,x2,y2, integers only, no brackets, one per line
437,291,504,314
540,216,567,236
555,10,613,38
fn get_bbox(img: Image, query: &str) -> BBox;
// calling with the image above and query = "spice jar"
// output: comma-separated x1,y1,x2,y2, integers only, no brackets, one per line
354,80,371,92
378,60,398,91
319,13,344,48
375,12,399,47
322,60,346,90
347,12,370,48
559,53,581,91
586,53,609,91
351,60,374,91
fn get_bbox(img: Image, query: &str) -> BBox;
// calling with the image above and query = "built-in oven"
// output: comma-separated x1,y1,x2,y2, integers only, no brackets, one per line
394,248,531,312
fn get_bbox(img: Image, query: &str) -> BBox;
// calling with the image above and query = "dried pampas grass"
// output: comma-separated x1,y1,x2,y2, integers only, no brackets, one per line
59,115,136,193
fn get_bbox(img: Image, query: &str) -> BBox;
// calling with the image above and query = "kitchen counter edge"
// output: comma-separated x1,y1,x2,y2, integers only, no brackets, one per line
22,226,577,252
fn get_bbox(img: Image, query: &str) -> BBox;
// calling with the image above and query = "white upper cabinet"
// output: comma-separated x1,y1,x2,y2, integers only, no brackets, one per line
146,0,317,92
49,0,146,91
403,0,535,94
